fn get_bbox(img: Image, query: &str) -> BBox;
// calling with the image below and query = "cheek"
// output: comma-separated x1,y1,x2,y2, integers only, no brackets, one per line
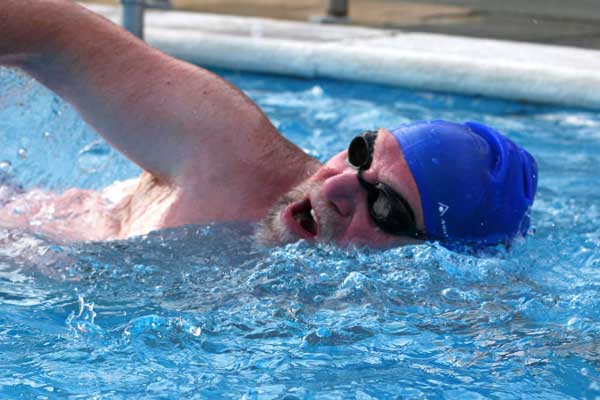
334,208,389,246
341,230,413,248
337,227,400,248
335,210,417,248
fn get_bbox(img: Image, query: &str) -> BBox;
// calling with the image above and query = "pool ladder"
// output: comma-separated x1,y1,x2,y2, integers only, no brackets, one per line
313,0,351,23
120,0,172,40
120,0,349,40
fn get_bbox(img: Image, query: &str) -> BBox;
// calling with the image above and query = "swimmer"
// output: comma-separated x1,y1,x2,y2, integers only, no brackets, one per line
0,0,538,247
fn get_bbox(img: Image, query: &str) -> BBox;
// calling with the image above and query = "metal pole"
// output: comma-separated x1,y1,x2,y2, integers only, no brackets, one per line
121,0,145,40
326,0,349,18
311,0,350,24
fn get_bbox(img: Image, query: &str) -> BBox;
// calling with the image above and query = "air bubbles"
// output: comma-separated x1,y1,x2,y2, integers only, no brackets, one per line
315,326,331,338
17,148,27,160
310,85,324,97
77,140,111,173
188,326,202,337
50,96,63,116
0,160,12,173
241,390,258,400
66,295,100,335
441,287,479,304
528,225,537,236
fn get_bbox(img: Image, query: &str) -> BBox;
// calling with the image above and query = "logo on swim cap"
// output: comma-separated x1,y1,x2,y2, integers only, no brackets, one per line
437,202,449,217
437,202,450,238
390,120,538,246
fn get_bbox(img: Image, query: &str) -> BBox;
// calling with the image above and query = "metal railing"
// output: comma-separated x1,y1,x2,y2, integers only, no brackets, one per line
120,0,349,40
312,0,351,23
120,0,172,40
327,0,349,18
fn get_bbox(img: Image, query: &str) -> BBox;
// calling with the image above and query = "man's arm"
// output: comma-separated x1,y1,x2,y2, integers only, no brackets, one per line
0,0,314,194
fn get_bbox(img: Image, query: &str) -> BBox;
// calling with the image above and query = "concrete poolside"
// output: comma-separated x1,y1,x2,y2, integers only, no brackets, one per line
82,0,600,50
82,2,600,109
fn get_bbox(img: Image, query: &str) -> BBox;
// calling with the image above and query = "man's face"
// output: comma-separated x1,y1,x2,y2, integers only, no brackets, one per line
257,128,426,248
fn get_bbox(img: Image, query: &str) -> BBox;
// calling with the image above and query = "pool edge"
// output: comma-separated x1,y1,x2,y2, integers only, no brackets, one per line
85,3,600,110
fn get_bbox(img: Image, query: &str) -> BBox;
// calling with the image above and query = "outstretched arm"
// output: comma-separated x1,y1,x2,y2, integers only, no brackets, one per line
0,0,314,193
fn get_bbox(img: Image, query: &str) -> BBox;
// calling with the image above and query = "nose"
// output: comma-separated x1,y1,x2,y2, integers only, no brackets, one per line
320,171,364,217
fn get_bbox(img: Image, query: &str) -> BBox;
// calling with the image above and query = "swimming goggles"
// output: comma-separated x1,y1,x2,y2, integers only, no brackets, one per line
347,130,425,239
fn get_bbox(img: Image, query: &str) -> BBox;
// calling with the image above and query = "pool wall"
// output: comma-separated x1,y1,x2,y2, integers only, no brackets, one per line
86,3,600,109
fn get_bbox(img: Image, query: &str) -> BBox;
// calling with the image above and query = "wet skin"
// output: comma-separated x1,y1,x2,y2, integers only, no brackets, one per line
0,1,425,247
0,129,425,247
259,128,426,248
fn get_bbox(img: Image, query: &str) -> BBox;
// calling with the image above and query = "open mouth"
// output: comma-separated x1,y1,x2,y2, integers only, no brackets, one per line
290,198,318,238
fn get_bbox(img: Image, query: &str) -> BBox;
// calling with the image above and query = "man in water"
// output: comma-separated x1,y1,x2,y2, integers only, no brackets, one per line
0,0,537,247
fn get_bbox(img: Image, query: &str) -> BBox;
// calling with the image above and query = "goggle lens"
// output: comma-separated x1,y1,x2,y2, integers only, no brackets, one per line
348,131,377,169
349,130,424,240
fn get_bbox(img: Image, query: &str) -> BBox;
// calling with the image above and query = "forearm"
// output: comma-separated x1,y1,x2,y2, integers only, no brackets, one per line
0,1,172,178
0,1,237,182
0,0,313,196
0,0,66,67
0,0,151,103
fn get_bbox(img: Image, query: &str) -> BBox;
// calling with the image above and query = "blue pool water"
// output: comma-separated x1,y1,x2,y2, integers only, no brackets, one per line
0,66,599,399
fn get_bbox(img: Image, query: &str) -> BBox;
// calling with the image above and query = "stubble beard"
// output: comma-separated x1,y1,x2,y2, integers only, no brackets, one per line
254,179,338,246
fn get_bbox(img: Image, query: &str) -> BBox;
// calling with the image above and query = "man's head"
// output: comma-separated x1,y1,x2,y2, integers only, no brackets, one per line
257,120,538,248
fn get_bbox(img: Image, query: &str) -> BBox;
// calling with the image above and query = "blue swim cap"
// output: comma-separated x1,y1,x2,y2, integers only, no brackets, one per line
390,120,538,246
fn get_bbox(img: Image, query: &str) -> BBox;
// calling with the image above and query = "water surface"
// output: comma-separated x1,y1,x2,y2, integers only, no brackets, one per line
0,67,599,399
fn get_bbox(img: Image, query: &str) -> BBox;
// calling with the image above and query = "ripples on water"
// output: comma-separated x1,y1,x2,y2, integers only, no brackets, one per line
0,67,599,398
